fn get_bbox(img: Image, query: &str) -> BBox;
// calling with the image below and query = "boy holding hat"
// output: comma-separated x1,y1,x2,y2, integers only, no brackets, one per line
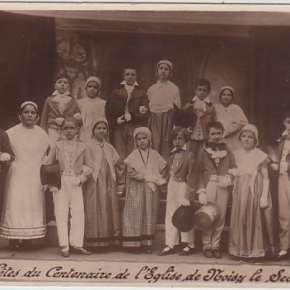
197,121,236,259
46,117,92,257
158,126,196,256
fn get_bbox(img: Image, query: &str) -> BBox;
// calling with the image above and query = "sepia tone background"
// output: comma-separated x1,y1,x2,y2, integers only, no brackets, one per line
0,9,289,284
1,10,290,147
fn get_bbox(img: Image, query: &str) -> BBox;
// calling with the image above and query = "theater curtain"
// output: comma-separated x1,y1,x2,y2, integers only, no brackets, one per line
0,11,56,129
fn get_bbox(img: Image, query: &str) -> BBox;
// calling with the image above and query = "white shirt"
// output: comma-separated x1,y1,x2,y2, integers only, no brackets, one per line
191,96,211,113
120,80,138,97
148,80,181,113
214,103,248,136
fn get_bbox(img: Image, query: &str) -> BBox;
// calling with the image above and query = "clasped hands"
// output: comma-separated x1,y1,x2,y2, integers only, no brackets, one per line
145,174,166,186
117,113,131,125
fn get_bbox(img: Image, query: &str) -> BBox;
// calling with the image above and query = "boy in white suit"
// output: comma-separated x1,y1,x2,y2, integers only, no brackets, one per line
47,117,92,257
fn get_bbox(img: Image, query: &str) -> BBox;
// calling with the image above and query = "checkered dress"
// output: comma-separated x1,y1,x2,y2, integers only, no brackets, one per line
122,179,159,247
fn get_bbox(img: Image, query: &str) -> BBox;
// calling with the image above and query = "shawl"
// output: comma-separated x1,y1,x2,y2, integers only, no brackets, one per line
234,147,268,195
147,80,180,113
125,148,167,190
87,139,120,182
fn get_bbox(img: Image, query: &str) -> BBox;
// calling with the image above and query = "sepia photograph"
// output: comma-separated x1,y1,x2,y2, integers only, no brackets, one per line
0,2,290,287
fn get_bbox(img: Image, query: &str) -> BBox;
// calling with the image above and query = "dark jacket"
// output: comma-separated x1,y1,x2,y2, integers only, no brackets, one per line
167,149,196,201
197,146,236,190
40,96,81,132
105,85,149,143
0,129,14,172
275,136,290,180
176,101,216,137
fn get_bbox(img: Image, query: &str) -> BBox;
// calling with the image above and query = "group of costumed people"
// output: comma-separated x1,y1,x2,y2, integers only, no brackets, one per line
0,59,285,262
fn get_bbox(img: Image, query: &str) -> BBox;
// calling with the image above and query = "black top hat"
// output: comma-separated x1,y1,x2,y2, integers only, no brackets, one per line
172,205,195,232
40,161,61,190
193,201,221,230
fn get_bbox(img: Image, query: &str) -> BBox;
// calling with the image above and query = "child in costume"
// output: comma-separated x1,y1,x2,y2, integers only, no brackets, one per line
122,127,166,253
158,126,196,256
229,124,276,260
197,121,236,259
78,76,106,142
83,117,125,248
147,60,181,160
46,117,92,257
40,74,81,141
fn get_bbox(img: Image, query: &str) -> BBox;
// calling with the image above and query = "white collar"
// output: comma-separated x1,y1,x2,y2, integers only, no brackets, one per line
192,95,211,104
120,80,138,87
171,144,187,153
63,135,78,142
281,130,290,138
52,90,71,96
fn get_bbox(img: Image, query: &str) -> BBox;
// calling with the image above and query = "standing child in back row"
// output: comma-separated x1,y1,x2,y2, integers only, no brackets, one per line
40,74,82,142
78,76,106,142
147,60,181,160
182,79,216,157
105,66,150,160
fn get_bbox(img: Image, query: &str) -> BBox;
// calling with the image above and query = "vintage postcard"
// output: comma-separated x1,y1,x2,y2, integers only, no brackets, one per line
0,2,289,288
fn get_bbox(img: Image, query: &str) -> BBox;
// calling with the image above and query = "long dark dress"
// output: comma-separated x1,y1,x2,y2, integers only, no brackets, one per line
83,140,125,247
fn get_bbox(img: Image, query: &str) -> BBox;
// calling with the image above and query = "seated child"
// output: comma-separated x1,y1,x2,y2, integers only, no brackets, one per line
40,74,81,142
158,127,196,256
197,121,236,259
46,117,92,257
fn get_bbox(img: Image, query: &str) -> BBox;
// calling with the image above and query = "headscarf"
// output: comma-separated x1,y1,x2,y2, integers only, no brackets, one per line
219,86,235,102
19,101,39,123
91,116,108,140
156,60,173,77
88,117,118,182
133,127,152,144
239,123,259,146
86,76,102,96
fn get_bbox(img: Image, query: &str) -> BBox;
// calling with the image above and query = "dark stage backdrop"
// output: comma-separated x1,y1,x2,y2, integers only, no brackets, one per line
1,11,290,146
52,24,290,147
0,11,56,130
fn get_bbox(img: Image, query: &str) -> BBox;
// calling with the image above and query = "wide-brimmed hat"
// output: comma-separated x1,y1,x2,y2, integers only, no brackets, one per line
172,205,195,232
193,201,221,230
40,161,61,189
